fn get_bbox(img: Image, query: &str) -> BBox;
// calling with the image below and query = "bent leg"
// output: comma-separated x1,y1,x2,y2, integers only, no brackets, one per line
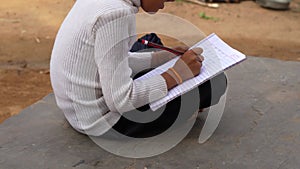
198,72,227,109
103,71,227,139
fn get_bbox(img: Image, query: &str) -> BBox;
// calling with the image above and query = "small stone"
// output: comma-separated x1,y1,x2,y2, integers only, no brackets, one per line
35,37,41,43
20,61,27,68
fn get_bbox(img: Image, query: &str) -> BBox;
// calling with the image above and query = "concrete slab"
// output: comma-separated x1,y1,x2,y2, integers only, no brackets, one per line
1,56,300,169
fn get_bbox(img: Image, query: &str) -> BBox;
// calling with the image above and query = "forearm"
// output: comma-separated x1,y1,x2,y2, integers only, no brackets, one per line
161,71,178,90
151,50,177,68
128,52,153,75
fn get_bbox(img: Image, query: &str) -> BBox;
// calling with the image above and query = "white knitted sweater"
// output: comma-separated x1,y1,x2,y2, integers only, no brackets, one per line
50,0,168,136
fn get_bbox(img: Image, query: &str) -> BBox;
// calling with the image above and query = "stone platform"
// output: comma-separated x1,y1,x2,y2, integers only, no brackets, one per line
1,56,300,169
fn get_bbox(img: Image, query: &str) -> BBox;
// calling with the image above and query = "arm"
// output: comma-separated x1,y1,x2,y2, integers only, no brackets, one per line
94,13,168,114
128,51,152,75
128,47,204,90
128,45,188,73
128,46,202,90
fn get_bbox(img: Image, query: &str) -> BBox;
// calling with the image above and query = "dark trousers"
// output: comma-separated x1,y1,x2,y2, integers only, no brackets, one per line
102,69,227,139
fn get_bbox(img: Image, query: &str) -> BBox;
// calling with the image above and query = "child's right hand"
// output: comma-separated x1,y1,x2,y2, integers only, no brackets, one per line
161,47,204,90
171,48,204,82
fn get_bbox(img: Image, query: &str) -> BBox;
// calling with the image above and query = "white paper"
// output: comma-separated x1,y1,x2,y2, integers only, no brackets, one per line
136,33,246,111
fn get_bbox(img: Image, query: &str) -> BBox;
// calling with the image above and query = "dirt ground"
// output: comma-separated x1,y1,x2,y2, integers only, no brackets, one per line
0,0,299,123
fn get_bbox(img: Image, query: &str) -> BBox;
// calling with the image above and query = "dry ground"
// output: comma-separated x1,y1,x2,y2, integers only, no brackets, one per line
0,0,300,123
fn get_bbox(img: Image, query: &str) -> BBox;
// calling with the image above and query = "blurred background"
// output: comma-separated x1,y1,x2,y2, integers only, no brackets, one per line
0,0,299,123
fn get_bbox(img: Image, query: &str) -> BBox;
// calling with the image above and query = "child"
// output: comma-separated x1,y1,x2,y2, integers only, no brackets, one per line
50,0,227,138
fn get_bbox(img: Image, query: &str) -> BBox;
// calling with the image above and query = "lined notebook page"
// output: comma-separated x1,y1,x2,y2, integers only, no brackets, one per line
136,33,246,111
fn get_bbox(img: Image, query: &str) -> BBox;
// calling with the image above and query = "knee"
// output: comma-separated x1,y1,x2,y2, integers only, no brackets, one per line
210,72,227,104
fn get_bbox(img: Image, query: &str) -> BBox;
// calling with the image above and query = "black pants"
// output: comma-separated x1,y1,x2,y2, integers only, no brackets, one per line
102,69,227,139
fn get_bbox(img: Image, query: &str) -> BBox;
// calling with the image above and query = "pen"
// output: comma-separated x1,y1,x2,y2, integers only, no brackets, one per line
138,39,185,56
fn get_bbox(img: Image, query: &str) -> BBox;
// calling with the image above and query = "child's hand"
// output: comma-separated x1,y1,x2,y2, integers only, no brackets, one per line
172,45,189,54
151,45,189,67
169,48,204,83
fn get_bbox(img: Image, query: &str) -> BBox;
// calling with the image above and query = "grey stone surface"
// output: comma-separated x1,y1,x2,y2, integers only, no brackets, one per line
1,56,300,169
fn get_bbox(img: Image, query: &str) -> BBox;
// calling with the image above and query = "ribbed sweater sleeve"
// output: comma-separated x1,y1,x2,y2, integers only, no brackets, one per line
93,11,168,113
128,52,153,75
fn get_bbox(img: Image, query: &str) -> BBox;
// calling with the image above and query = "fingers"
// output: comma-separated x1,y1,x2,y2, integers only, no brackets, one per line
197,55,204,62
183,48,204,62
173,46,189,53
191,48,204,62
191,48,203,55
173,48,204,81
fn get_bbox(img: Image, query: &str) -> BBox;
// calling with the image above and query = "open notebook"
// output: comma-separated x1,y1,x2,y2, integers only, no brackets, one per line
137,33,246,111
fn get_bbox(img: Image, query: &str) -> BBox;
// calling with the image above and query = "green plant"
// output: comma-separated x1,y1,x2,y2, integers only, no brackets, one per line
198,12,220,21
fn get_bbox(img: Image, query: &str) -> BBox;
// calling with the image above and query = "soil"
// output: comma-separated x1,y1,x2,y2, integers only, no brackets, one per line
0,0,299,123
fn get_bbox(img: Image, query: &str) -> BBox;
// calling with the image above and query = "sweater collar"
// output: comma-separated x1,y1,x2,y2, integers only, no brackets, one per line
123,0,141,7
